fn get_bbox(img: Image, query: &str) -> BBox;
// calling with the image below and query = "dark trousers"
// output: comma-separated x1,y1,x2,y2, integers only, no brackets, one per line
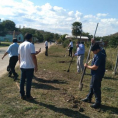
69,47,73,57
87,75,102,104
45,46,48,56
20,68,34,97
9,56,18,76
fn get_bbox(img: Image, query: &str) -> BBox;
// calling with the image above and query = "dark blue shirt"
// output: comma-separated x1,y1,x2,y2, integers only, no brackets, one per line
91,50,106,76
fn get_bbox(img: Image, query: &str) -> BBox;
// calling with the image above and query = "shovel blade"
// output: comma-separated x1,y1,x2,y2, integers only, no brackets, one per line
79,83,83,91
67,69,69,72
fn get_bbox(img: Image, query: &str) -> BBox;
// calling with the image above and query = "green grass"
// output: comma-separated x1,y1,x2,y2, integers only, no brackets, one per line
0,45,118,118
0,42,12,47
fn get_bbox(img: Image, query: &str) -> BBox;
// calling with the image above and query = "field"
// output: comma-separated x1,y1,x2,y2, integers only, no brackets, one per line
0,45,118,118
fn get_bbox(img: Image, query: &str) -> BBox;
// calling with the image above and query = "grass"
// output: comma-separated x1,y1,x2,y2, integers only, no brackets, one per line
0,45,118,118
0,42,12,47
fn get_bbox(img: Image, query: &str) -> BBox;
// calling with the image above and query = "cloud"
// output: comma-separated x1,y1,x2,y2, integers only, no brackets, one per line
97,13,108,17
0,0,118,36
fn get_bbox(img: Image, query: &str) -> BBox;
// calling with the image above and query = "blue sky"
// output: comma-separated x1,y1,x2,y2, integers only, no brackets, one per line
0,0,118,36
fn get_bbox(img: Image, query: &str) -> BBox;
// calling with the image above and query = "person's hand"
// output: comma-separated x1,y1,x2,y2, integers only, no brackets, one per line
34,66,38,72
91,38,95,44
1,57,4,60
84,63,88,67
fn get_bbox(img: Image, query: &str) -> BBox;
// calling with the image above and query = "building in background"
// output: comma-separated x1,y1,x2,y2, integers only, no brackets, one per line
0,31,24,42
65,35,89,42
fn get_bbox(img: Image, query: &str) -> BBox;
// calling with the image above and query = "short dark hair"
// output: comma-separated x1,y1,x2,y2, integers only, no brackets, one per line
13,38,17,42
91,43,100,51
81,42,84,44
24,33,32,41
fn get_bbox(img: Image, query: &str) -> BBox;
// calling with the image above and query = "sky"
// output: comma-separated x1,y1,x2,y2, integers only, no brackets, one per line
0,0,118,36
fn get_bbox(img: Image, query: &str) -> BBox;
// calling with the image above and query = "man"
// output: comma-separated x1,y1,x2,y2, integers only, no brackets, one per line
18,33,41,100
45,40,48,56
2,38,19,80
68,39,73,57
82,43,106,109
91,38,106,56
74,42,85,73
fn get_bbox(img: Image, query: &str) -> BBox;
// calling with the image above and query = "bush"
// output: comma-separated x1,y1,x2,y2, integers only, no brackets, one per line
62,40,69,48
106,58,112,70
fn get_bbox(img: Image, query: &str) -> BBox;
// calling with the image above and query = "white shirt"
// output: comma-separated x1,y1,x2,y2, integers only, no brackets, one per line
45,41,48,47
18,41,36,69
69,41,73,47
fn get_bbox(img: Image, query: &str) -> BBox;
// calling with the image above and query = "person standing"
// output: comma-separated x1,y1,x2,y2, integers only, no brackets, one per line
74,42,85,73
68,39,73,57
18,33,40,100
45,40,48,56
82,43,106,109
2,38,19,80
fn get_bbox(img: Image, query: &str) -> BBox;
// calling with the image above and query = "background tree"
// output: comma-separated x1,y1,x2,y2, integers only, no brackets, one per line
1,20,15,31
72,22,82,41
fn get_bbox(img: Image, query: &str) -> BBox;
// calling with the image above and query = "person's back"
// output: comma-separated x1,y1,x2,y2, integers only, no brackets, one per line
7,42,19,57
19,41,35,68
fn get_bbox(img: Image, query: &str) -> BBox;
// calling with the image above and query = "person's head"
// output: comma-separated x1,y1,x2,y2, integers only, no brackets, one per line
13,38,17,43
76,43,79,47
91,43,100,54
24,33,32,42
69,39,71,42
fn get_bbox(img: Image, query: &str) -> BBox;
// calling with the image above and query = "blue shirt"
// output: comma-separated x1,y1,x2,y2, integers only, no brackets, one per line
74,44,85,56
91,50,106,76
7,43,19,57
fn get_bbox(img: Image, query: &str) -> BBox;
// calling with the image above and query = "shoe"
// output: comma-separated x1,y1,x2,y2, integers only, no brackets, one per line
21,95,26,100
8,74,12,77
26,96,34,100
81,97,91,103
90,103,101,109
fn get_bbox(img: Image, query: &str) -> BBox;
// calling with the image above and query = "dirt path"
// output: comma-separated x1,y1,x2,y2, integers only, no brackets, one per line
0,42,53,78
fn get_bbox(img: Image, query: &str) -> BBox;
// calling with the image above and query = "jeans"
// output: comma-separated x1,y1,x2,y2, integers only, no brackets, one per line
87,75,102,104
9,56,18,76
69,47,73,57
20,68,34,97
45,46,48,56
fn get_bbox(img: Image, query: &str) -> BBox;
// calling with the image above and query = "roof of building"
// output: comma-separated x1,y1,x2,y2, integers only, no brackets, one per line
7,31,22,35
65,35,89,39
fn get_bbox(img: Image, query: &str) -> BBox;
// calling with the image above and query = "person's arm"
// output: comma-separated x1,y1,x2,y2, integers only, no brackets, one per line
84,63,98,70
2,52,8,60
31,54,38,72
35,48,41,55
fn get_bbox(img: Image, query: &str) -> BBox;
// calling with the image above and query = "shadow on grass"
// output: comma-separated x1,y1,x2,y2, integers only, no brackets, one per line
33,76,67,84
28,99,90,118
103,76,118,80
32,83,60,90
101,105,118,115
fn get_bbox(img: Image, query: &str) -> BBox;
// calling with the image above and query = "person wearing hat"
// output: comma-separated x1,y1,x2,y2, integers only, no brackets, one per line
81,43,106,109
2,38,19,80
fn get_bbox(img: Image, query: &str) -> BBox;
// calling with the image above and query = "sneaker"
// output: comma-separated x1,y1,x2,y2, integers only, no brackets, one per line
90,103,101,109
26,96,35,100
21,95,26,100
81,97,91,103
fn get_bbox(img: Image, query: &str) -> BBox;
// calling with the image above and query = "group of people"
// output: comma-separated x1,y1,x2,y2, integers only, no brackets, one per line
68,39,85,73
68,39,106,109
2,33,41,100
1,35,106,108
